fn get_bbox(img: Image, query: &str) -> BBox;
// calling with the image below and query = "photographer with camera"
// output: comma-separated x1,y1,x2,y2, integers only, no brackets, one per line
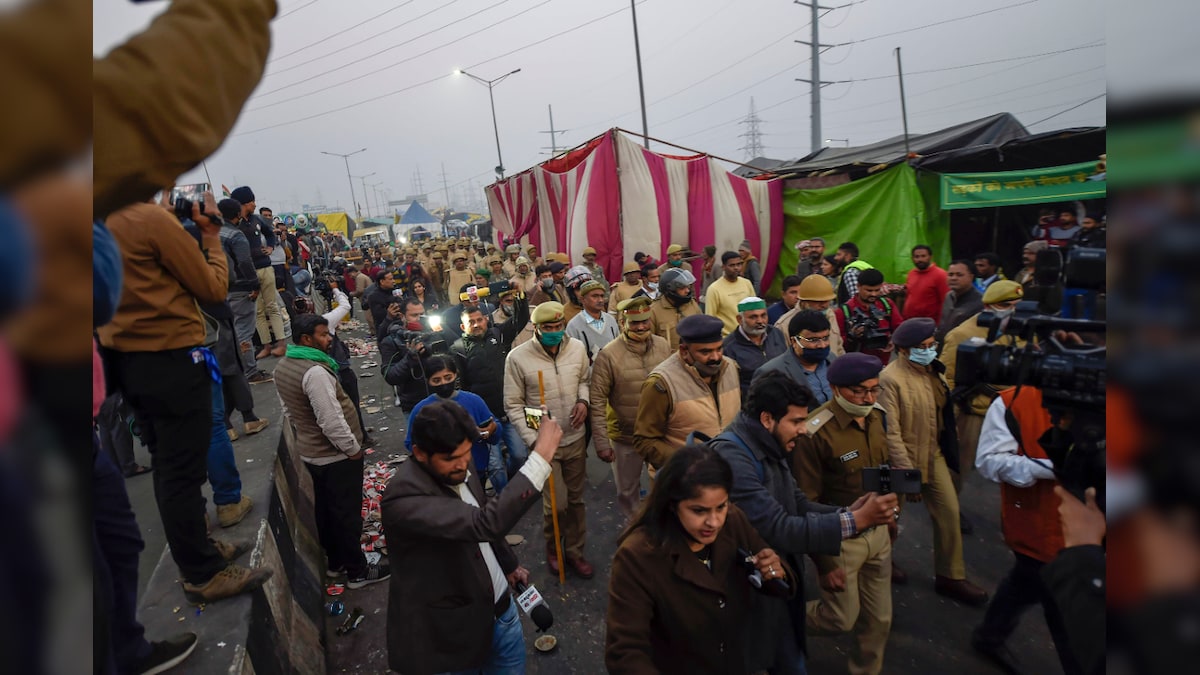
835,268,904,364
878,318,988,605
366,270,399,336
378,298,436,414
452,290,532,476
792,353,897,675
970,385,1083,675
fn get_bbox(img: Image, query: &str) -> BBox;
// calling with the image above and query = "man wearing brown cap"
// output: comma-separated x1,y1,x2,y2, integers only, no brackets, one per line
446,251,474,306
880,318,988,606
607,262,644,314
655,243,686,276
503,302,595,578
633,314,741,469
502,244,522,277
940,280,1027,533
580,246,609,291
792,352,896,675
566,279,619,363
774,274,846,357
508,256,537,294
590,297,672,519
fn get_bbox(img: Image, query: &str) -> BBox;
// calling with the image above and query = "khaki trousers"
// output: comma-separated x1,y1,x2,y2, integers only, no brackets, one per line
254,267,285,343
807,525,893,675
611,441,645,521
952,412,984,492
900,452,966,579
543,436,588,558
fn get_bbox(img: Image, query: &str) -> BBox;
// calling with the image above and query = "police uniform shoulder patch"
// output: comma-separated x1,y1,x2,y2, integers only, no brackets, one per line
806,409,836,434
653,377,667,393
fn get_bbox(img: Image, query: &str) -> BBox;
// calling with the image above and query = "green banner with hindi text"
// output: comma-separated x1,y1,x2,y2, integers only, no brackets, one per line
939,161,1106,210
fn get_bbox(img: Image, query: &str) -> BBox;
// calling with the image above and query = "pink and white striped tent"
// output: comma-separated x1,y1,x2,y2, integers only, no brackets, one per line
485,129,784,290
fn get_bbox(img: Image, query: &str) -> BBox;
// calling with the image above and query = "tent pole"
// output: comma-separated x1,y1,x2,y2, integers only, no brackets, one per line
896,47,911,159
613,128,773,173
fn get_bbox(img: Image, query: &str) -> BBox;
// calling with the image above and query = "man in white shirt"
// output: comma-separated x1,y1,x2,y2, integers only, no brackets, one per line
381,401,563,673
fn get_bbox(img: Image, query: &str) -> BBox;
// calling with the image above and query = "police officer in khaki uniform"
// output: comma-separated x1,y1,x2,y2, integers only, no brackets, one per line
580,246,609,291
793,352,897,675
647,267,700,350
446,251,474,306
608,262,644,314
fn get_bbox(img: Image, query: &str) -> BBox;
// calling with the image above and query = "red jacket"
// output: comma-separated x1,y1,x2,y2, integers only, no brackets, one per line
999,387,1064,563
905,264,949,324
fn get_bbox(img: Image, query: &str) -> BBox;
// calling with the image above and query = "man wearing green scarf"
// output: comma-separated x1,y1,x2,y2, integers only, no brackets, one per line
274,314,390,588
792,352,897,675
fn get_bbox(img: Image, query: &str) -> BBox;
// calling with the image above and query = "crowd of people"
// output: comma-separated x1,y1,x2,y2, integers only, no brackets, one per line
95,180,1104,674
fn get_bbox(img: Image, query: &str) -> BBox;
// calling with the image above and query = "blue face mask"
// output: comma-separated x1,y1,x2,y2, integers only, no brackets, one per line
801,346,830,363
538,330,565,347
908,346,937,366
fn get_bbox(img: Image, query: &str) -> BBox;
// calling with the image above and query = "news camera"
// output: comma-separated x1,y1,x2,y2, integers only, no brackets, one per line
955,250,1106,507
843,303,892,351
390,314,448,356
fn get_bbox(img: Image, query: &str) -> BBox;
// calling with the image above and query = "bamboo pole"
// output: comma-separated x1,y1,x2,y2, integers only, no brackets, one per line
538,370,566,584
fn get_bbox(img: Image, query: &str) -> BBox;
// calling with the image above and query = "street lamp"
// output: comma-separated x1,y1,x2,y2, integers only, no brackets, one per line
455,67,521,179
824,138,849,147
368,181,385,219
352,172,376,217
320,147,367,216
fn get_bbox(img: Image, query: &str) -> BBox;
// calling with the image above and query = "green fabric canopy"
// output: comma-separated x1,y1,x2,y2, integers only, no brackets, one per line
775,164,944,295
939,160,1106,210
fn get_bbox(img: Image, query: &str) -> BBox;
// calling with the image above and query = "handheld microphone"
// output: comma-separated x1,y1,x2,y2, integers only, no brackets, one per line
514,582,554,632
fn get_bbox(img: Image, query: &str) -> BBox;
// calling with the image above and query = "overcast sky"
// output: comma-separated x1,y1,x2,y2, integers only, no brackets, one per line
94,0,1105,216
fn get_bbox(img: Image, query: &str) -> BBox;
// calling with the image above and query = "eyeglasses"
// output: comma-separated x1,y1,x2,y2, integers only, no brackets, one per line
846,385,883,397
794,335,830,346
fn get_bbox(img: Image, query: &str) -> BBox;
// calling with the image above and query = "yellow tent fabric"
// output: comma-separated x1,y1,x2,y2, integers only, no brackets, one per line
315,212,350,236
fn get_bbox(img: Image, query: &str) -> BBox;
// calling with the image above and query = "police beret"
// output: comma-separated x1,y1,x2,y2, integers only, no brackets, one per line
531,301,565,324
827,353,883,386
891,317,936,348
983,280,1024,304
676,314,724,345
618,296,653,320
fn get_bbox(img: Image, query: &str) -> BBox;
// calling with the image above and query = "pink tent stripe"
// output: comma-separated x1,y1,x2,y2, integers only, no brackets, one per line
762,180,785,290
640,147,674,259
686,157,715,262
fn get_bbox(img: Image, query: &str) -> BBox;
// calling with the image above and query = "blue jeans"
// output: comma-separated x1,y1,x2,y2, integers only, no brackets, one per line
486,441,508,494
208,379,242,505
437,599,525,675
499,421,529,476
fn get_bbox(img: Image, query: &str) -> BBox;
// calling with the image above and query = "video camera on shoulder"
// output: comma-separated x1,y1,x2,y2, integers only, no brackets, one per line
391,314,448,355
845,304,891,351
861,465,922,495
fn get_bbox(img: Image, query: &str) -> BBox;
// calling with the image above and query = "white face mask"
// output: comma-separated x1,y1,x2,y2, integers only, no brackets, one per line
647,282,659,291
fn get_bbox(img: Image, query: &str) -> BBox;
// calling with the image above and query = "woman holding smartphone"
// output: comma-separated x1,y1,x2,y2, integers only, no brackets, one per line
606,444,793,675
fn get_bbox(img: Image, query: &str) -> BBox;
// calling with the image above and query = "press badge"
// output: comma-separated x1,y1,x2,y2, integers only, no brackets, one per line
839,450,860,463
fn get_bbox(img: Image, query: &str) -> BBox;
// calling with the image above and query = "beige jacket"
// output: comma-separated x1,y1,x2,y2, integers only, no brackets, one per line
878,357,949,478
504,335,591,447
589,334,672,452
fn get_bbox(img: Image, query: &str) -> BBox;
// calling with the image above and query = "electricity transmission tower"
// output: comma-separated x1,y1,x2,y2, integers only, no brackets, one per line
739,97,766,159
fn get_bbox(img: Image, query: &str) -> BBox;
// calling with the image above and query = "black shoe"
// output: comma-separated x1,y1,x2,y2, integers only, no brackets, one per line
347,561,391,589
960,512,974,535
970,631,1022,674
137,633,198,675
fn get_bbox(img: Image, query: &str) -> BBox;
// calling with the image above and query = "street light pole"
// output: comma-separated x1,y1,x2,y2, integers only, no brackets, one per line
321,148,367,217
352,172,376,217
456,68,521,180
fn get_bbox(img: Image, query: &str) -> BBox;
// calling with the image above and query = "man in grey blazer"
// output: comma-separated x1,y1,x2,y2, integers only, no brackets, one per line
382,400,562,674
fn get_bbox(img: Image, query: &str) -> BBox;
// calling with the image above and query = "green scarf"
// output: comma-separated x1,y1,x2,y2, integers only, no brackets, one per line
285,344,339,372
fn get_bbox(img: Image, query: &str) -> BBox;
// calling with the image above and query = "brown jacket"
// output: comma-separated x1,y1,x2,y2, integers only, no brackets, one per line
381,458,544,674
634,354,741,468
96,203,228,352
647,295,701,350
589,334,672,452
608,280,644,313
878,357,949,478
606,505,794,675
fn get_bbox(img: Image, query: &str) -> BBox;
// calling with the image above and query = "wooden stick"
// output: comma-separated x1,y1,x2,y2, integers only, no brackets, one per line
538,371,567,584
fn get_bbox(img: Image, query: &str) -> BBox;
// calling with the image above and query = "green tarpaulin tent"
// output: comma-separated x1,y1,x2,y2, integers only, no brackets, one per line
775,163,947,295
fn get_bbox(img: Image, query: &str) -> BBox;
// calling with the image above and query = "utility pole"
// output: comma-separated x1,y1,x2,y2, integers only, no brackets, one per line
738,97,765,159
352,172,376,217
794,1,837,155
630,0,650,148
895,47,912,159
539,104,569,156
320,148,367,217
440,163,452,212
413,165,425,197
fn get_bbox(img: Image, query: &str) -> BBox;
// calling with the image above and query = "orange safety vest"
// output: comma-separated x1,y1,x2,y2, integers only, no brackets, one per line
998,387,1064,563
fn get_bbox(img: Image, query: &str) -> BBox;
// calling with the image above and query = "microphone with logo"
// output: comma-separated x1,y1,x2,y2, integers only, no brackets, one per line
514,581,553,632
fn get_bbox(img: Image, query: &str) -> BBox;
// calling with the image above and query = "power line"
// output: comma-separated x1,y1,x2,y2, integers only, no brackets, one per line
267,1,436,75
1025,92,1106,127
269,1,423,63
831,0,1040,47
278,0,321,20
250,0,527,102
836,42,1104,83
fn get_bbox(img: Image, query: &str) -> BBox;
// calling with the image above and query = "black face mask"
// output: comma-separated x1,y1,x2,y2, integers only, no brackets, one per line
432,382,456,398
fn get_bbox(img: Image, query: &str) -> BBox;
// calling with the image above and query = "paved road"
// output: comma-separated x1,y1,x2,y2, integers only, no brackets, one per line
126,321,1063,674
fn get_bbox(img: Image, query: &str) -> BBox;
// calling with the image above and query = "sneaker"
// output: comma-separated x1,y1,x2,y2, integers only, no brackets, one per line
217,495,253,528
326,567,347,580
212,538,252,562
226,428,239,442
346,561,391,589
247,370,273,384
182,564,273,605
244,418,270,435
136,632,198,675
